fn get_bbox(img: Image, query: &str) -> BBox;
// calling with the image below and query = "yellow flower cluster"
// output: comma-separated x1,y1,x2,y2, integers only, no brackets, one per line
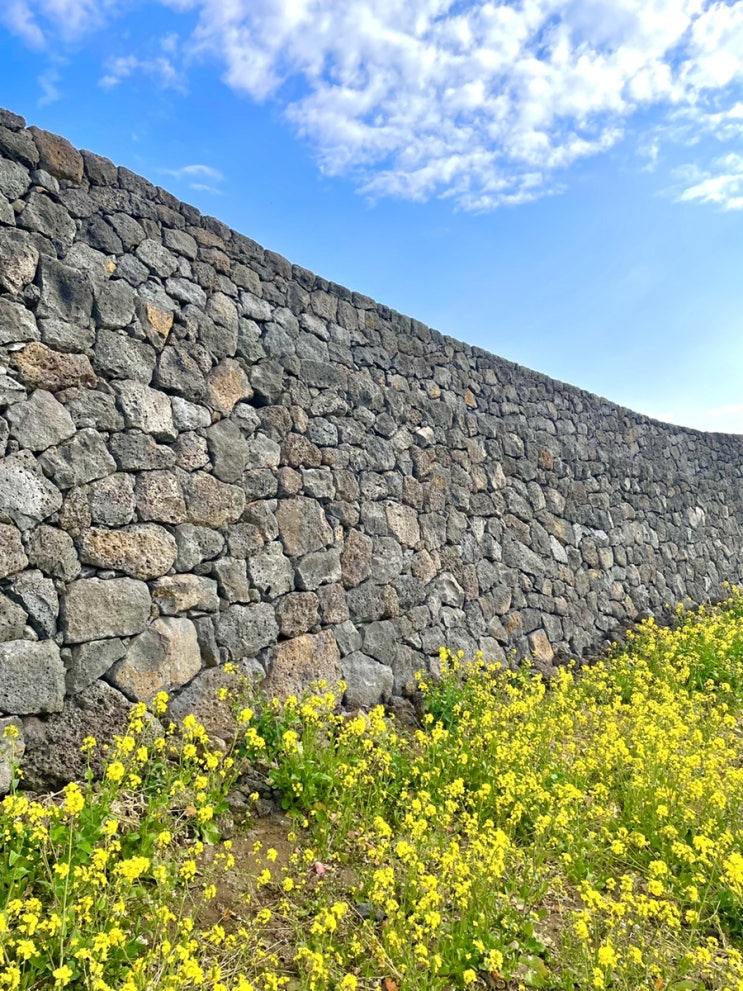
2,590,743,991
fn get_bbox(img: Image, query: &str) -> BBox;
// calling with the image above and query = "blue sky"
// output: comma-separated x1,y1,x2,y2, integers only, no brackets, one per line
1,0,743,432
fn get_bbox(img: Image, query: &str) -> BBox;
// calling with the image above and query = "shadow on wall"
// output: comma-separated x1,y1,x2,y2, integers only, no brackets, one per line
0,105,742,789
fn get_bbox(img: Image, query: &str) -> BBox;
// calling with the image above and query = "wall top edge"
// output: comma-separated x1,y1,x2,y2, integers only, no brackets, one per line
1,104,739,447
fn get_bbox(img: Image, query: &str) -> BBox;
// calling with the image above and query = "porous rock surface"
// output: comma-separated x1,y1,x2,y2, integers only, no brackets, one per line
0,108,742,789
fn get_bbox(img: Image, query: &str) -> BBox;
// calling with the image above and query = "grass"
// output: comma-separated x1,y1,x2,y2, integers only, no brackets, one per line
2,587,743,990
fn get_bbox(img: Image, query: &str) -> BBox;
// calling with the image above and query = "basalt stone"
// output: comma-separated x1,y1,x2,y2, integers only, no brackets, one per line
0,228,39,294
66,638,127,695
20,680,131,789
0,125,38,168
345,581,398,622
38,317,95,353
89,473,136,527
0,524,28,578
167,666,244,742
174,523,225,572
341,651,394,708
503,539,546,577
0,375,27,408
108,432,176,471
528,629,555,670
38,428,116,489
139,300,174,349
182,472,245,528
210,557,249,603
244,434,281,470
154,343,207,401
152,574,219,615
264,629,341,700
275,591,319,638
241,502,279,540
248,541,294,598
108,617,201,702
0,452,63,529
173,432,210,472
0,640,65,715
317,583,349,624
35,256,93,325
109,212,145,249
79,524,177,580
18,192,76,250
135,470,187,524
0,109,25,130
9,569,58,637
385,502,420,548
296,547,342,591
164,228,198,259
216,602,279,660
0,592,27,642
276,497,334,558
29,126,84,182
13,342,96,392
117,253,150,287
57,486,91,537
339,530,373,589
193,616,220,667
206,358,251,415
334,620,363,656
5,389,76,451
26,525,80,581
83,215,123,255
206,419,250,484
171,396,210,431
93,279,138,331
0,159,31,202
199,316,238,363
0,194,12,226
301,468,335,500
250,361,284,404
166,276,207,307
58,387,124,431
281,434,322,468
62,243,111,286
135,239,179,279
114,380,176,441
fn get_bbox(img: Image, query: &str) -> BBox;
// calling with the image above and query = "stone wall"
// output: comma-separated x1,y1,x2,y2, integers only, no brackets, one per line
0,106,742,787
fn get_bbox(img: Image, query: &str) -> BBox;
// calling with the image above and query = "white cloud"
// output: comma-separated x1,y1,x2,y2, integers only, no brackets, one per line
1,0,114,45
7,0,743,210
181,0,743,209
37,65,62,104
0,0,46,47
676,152,743,209
162,163,223,180
100,54,184,90
159,162,224,192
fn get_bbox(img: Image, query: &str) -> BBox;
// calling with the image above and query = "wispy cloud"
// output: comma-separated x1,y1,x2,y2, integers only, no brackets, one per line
1,0,114,46
100,53,184,91
159,162,224,193
37,64,62,105
0,0,46,47
675,153,743,210
705,401,743,417
6,0,743,211
181,0,743,211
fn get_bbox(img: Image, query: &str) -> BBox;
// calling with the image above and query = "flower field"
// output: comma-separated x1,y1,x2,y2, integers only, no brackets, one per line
2,590,743,990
